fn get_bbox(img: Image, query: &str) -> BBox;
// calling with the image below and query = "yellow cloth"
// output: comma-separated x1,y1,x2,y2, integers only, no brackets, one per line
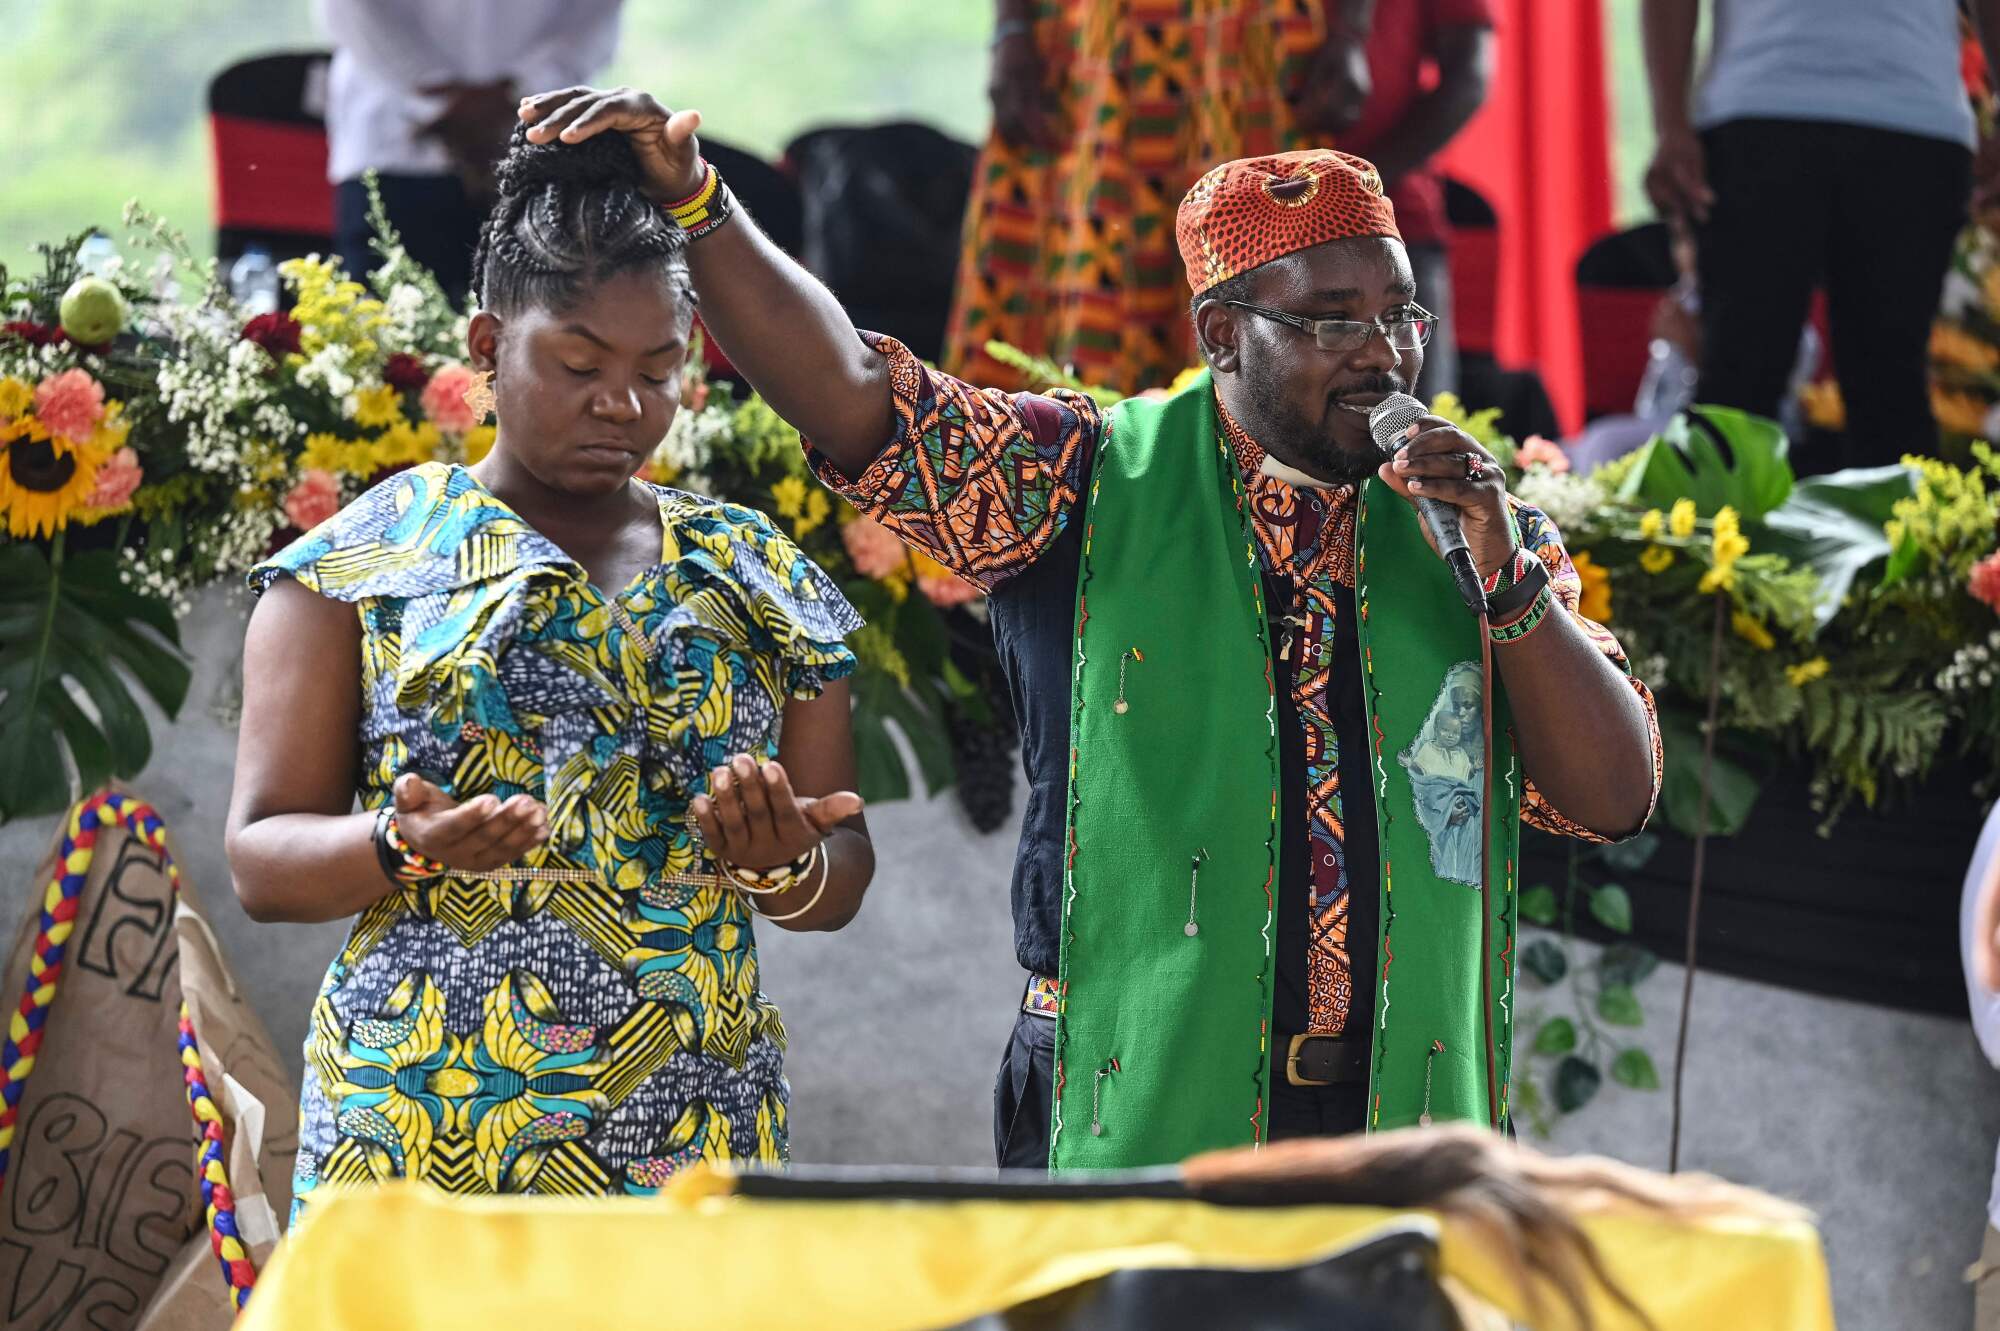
242,1173,1834,1331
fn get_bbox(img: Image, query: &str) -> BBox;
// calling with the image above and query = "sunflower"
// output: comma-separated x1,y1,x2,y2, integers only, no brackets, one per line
0,416,106,538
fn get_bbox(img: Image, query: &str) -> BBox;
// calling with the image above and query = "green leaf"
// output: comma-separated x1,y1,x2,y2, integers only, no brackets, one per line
1611,1047,1662,1090
1879,525,1922,591
1520,884,1558,926
1554,1056,1602,1112
1589,884,1634,934
1620,407,1795,522
0,541,190,822
1757,465,1913,628
1532,1017,1578,1055
849,708,910,805
1597,831,1660,874
1598,943,1660,988
1521,939,1567,985
1658,708,1764,838
1597,984,1644,1026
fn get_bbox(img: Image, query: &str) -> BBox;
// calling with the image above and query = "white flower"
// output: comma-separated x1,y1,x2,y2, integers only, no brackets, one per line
653,404,732,477
1511,468,1607,534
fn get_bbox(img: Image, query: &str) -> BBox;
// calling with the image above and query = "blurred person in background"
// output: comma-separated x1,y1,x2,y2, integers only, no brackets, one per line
317,0,623,303
946,0,1492,398
1643,0,2000,469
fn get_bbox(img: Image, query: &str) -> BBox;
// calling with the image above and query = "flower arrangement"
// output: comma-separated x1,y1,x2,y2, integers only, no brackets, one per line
0,193,1006,827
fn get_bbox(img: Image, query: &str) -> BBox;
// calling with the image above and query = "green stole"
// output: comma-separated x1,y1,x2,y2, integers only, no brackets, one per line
1049,370,1521,1171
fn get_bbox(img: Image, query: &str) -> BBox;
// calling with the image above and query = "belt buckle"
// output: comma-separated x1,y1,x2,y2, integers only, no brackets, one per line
1286,1033,1335,1088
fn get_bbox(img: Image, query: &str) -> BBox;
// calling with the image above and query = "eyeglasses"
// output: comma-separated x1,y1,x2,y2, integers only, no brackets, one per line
1221,300,1438,353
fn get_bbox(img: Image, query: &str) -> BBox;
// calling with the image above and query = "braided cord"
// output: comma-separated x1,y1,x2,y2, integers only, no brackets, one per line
0,793,257,1312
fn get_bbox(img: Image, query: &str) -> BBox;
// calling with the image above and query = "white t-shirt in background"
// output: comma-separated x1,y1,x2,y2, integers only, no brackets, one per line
315,0,624,184
1695,0,1975,150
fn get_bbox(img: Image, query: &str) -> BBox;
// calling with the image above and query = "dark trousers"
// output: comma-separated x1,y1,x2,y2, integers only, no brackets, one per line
993,1010,1366,1169
1695,118,1968,471
335,174,485,307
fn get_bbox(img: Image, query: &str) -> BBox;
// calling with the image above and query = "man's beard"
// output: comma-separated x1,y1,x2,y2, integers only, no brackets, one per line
1244,368,1407,484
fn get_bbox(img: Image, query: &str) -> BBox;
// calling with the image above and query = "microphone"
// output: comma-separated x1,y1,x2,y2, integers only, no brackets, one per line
1367,392,1490,616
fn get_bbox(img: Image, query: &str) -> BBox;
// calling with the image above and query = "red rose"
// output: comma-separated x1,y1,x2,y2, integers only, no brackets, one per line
3,321,63,347
383,353,431,392
241,311,304,359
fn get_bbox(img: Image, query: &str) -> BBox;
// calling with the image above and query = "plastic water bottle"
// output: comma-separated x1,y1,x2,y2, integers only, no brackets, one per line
229,246,281,316
75,232,119,277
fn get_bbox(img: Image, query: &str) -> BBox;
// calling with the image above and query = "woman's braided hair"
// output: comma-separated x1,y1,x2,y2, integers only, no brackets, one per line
471,122,689,314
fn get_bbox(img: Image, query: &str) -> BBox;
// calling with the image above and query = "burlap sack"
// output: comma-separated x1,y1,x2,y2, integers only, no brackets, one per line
0,795,295,1330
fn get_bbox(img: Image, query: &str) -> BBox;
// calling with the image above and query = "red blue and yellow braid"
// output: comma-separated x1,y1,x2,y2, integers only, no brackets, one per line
0,792,256,1311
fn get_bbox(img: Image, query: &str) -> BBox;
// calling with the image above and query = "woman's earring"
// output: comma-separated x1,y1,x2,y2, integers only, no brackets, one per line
464,369,496,423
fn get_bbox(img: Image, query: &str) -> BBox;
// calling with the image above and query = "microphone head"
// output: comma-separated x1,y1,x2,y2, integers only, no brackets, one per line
1366,392,1428,457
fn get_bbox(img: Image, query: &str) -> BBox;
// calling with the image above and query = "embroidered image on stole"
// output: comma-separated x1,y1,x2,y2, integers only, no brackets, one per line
1397,662,1484,887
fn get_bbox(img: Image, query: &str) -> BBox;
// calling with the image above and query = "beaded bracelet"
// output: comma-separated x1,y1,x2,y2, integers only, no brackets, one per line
749,845,832,923
721,844,819,897
1483,555,1550,623
1489,580,1557,645
664,159,736,241
373,806,446,884
1482,546,1534,597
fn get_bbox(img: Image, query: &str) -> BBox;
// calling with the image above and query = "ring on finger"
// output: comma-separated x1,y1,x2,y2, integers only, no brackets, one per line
1464,454,1485,480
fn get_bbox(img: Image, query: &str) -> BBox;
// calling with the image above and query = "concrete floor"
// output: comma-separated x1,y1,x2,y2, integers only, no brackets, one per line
2,587,1992,1329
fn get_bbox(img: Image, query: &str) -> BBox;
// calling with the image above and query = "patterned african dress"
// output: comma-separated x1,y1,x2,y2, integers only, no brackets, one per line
943,0,1330,394
249,462,861,1205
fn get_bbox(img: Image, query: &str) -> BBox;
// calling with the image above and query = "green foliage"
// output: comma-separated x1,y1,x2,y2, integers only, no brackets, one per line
1517,839,1663,1136
1618,407,1795,523
1612,1048,1661,1090
0,543,190,820
1520,883,1558,926
1589,884,1633,934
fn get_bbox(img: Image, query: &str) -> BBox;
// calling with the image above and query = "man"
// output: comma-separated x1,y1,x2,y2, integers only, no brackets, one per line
1297,0,1495,402
521,88,1660,1169
317,0,623,302
1643,0,1999,468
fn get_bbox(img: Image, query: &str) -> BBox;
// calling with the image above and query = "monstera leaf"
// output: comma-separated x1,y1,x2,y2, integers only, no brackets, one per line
1616,406,1795,522
1759,465,1914,627
0,543,190,820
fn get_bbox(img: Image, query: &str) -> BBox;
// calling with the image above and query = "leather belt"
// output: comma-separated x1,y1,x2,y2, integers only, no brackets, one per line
1284,1033,1369,1087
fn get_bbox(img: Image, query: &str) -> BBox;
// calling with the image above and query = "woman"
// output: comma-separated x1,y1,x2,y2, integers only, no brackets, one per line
225,123,874,1207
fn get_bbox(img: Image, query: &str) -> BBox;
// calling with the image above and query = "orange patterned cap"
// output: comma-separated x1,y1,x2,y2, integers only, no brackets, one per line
1176,149,1401,296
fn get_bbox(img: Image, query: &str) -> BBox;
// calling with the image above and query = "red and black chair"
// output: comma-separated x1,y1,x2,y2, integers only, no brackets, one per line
1574,222,1678,421
209,52,336,268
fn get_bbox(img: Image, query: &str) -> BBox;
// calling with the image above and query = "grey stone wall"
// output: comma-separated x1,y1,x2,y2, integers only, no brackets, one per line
1,586,1991,1329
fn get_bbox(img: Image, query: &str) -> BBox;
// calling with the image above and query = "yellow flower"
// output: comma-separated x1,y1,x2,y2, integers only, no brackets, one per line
0,376,32,419
463,425,496,465
1698,504,1750,593
770,474,810,522
1668,498,1697,539
1786,657,1830,687
300,431,349,474
1982,262,2000,313
282,255,390,357
1639,544,1675,574
1797,379,1846,432
0,416,104,538
1638,508,1664,540
351,383,404,429
1571,550,1612,622
1730,610,1775,650
795,489,831,538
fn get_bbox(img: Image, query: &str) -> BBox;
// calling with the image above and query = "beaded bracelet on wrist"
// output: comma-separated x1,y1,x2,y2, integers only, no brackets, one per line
664,160,736,241
1489,581,1557,644
721,844,819,896
373,806,445,884
1483,556,1551,624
